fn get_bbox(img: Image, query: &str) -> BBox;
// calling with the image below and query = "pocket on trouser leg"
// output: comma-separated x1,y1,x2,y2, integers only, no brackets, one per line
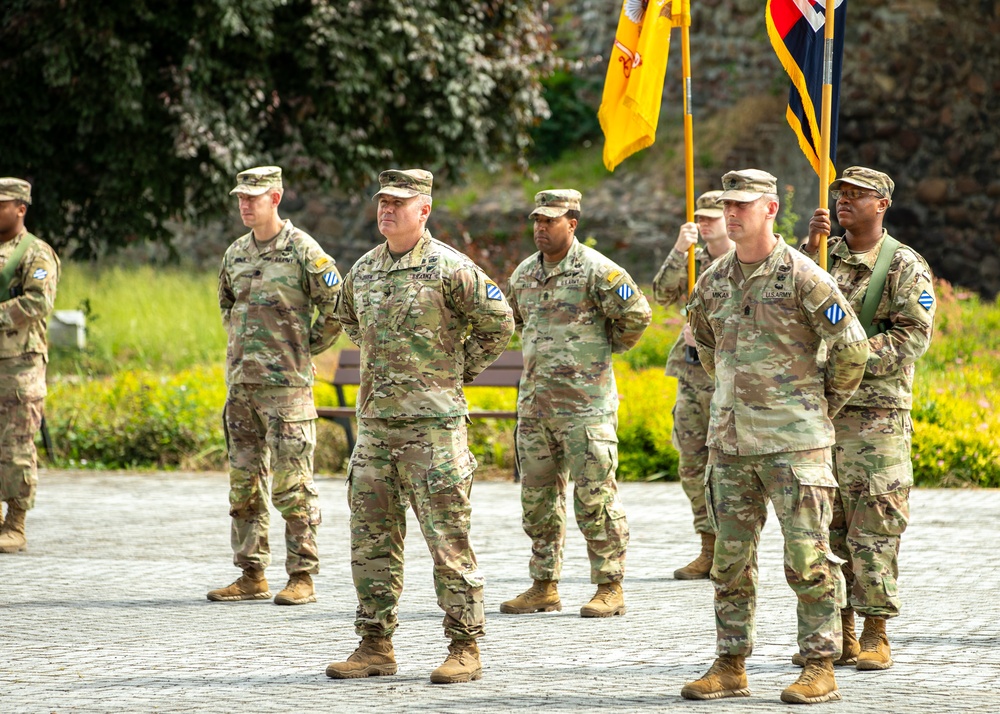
790,463,838,533
863,461,912,537
439,568,486,636
826,551,848,609
704,465,718,533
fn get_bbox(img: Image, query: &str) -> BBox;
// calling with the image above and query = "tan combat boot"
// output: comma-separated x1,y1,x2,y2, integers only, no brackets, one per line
206,568,271,601
680,654,751,700
499,580,561,614
580,581,626,617
274,573,316,605
856,616,893,670
0,505,27,554
792,609,860,667
326,637,397,679
430,639,482,684
780,657,841,704
674,531,715,580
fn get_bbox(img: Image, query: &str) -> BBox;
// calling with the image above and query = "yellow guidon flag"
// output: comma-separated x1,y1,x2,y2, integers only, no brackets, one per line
598,0,690,172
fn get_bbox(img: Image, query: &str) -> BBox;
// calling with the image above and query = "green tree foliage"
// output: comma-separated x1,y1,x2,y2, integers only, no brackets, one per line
0,0,552,256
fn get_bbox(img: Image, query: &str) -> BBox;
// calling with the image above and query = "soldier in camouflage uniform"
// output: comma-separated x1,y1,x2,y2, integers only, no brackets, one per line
681,170,869,705
209,166,343,606
790,167,935,672
326,169,513,684
652,190,733,580
499,189,651,619
0,178,59,554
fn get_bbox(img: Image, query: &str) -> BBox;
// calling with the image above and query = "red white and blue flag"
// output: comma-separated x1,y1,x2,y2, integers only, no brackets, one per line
766,0,847,183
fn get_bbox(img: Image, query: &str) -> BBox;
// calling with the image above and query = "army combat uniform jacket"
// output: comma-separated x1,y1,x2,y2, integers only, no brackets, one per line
218,220,342,387
803,231,935,410
0,229,60,398
336,230,514,419
688,238,869,456
508,239,652,418
652,245,718,386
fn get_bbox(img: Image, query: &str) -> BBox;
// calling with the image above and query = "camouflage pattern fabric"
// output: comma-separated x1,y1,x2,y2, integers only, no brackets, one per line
652,245,716,533
224,384,321,575
707,448,847,658
516,415,629,584
507,238,652,418
0,230,59,513
652,244,715,384
803,231,933,620
672,378,714,534
0,230,60,361
348,417,484,641
687,238,870,456
803,231,936,409
336,230,514,419
218,219,342,388
830,407,911,618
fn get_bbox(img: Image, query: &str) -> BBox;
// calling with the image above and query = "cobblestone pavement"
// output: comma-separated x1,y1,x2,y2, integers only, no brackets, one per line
1,470,997,713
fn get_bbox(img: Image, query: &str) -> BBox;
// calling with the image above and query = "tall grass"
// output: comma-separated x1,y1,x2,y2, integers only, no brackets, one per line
53,264,226,375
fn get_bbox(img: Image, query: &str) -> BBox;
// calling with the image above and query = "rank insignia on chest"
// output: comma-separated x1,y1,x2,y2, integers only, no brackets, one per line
918,290,934,311
486,282,503,301
825,303,845,325
323,271,340,287
33,268,48,280
617,283,634,301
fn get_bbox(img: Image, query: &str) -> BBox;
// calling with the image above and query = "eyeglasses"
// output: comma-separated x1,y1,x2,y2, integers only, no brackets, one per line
830,189,881,201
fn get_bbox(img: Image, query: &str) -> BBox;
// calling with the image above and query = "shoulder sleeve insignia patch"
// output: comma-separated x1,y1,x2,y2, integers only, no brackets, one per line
485,281,503,301
825,303,845,325
33,268,48,280
323,271,340,287
917,290,934,311
617,283,635,301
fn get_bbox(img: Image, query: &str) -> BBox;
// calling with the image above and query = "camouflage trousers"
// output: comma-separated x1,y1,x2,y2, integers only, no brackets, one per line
224,383,321,575
516,415,629,584
831,406,912,619
672,375,714,535
0,396,44,511
707,448,846,658
348,416,484,641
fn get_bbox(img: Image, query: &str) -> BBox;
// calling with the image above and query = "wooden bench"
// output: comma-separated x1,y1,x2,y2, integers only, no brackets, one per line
316,349,522,478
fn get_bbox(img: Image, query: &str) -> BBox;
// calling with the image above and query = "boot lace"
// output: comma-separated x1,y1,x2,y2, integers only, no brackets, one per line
860,629,882,652
797,660,826,684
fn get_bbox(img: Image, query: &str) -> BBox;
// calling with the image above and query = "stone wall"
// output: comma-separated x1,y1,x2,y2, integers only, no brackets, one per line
168,0,1000,295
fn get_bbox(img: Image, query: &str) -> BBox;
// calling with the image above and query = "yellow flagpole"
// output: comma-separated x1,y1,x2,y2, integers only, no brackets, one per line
682,17,695,294
817,1,836,271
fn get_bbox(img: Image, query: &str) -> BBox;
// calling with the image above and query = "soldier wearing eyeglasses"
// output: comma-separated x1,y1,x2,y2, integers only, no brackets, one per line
795,167,936,673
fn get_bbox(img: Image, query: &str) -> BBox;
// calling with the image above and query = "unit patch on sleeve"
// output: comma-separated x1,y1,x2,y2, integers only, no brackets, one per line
33,268,48,280
323,271,340,287
617,283,634,301
825,303,845,325
917,290,934,311
486,282,503,300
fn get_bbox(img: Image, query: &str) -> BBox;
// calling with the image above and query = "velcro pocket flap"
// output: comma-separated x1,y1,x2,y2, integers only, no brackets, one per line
790,463,838,488
585,423,619,444
427,450,477,494
277,404,319,422
869,460,913,496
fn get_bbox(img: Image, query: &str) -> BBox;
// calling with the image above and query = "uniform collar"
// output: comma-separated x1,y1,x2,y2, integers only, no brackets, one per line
374,229,433,272
831,229,890,270
252,219,293,256
531,237,583,280
720,235,788,283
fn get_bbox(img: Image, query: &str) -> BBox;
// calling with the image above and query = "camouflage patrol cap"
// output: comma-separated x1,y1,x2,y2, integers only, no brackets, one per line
372,169,434,200
529,189,582,218
693,190,724,218
230,166,283,196
831,166,894,203
718,169,778,202
0,178,31,205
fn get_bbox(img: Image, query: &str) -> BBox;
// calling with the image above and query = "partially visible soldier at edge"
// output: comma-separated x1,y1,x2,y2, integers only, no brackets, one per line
651,190,733,580
0,178,60,554
681,169,869,705
326,169,513,684
790,166,935,672
499,189,651,619
209,166,342,606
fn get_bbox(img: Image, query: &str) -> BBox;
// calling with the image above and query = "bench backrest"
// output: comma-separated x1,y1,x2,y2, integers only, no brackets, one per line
331,349,523,388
